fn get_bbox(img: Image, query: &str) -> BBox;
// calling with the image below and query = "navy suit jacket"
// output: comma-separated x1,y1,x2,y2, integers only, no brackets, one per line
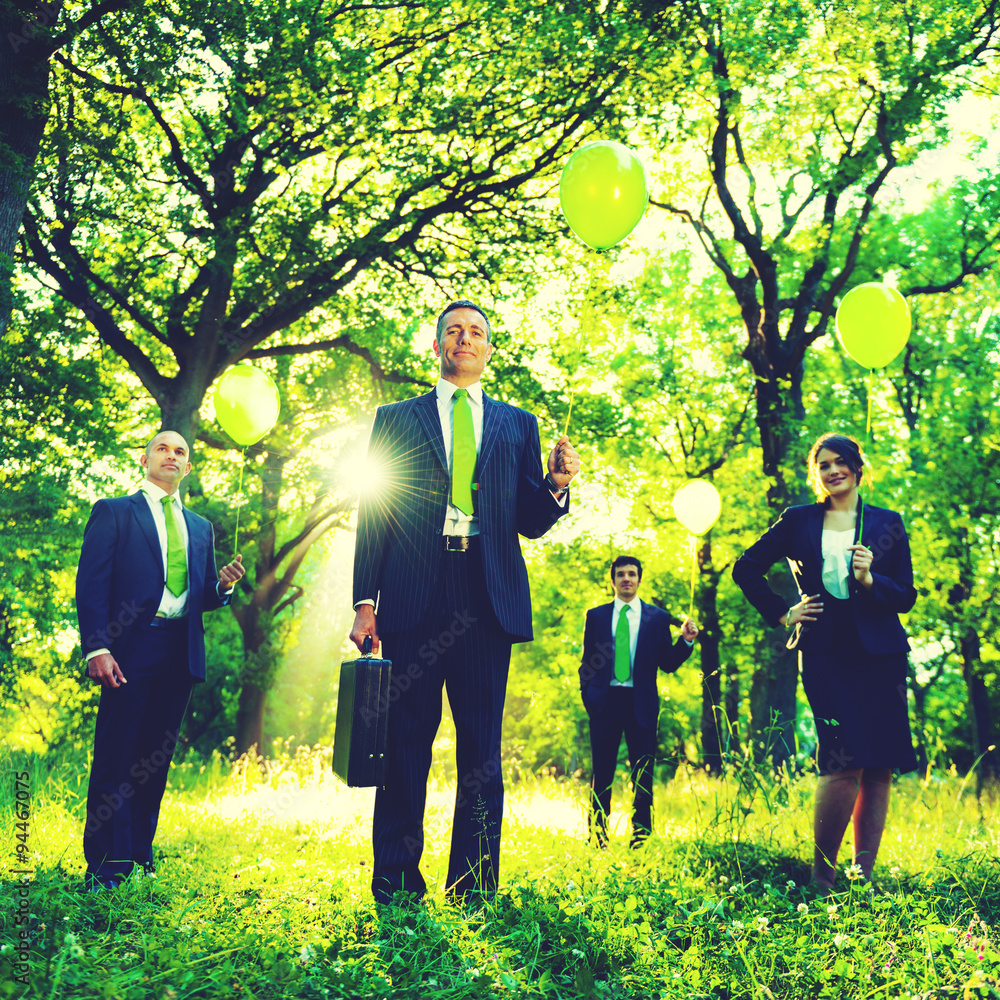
731,499,915,655
579,601,692,729
353,389,567,641
76,492,229,681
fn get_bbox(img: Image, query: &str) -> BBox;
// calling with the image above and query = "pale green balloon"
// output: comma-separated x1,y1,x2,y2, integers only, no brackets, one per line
559,140,648,251
214,365,281,446
835,283,911,369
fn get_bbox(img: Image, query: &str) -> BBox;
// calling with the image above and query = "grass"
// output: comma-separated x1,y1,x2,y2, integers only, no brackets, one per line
2,741,1000,999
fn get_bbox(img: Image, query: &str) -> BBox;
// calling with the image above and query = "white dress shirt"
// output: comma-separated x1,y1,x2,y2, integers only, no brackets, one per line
821,528,853,600
609,596,641,688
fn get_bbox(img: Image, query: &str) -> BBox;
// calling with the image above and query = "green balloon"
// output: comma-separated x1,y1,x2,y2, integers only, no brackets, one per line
835,283,911,369
559,141,648,251
214,365,281,446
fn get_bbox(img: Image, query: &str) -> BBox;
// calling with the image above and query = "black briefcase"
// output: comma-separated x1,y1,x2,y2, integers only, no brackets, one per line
332,637,392,787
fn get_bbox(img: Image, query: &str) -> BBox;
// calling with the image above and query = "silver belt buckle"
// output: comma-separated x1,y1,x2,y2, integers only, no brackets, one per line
444,536,470,552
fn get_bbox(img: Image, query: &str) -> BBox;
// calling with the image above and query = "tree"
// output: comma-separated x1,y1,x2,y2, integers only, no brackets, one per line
15,0,695,753
20,0,692,448
891,284,1000,794
0,0,136,333
639,0,1000,764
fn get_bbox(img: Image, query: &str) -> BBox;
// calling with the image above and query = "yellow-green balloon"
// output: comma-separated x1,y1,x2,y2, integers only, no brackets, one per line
214,365,280,446
559,140,648,251
835,283,911,369
672,479,722,536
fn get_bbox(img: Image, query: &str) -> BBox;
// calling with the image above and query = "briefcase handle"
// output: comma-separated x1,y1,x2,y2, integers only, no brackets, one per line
362,635,373,657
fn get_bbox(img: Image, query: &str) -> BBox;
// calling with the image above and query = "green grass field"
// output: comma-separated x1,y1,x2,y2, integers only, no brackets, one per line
2,743,999,999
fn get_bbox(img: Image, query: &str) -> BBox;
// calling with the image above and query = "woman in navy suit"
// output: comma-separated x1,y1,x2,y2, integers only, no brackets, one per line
733,432,917,890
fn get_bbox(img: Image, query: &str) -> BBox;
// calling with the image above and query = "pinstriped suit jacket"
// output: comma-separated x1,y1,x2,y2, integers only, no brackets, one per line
353,389,568,641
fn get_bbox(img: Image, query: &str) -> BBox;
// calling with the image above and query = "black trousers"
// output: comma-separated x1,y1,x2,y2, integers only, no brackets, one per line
372,546,512,903
84,620,192,882
588,687,656,845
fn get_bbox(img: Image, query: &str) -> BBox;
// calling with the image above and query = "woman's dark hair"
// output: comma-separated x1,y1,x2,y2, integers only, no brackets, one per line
807,432,865,500
610,554,642,582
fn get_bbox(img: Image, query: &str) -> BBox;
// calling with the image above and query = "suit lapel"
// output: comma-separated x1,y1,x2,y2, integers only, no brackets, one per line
130,491,164,572
599,602,615,641
634,601,654,660
479,393,503,471
808,503,824,567
414,391,447,473
183,508,205,591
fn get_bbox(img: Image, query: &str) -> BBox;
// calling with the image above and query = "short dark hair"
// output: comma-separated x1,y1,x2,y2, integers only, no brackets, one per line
807,432,865,500
436,300,491,344
610,555,642,582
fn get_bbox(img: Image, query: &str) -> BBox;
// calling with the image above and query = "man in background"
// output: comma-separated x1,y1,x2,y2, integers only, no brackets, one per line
579,555,698,847
77,430,244,890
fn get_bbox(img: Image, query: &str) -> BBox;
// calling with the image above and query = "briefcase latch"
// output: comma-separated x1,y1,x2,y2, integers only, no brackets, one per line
362,635,373,657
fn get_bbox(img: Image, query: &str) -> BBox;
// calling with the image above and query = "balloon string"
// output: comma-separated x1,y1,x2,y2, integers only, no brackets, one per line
689,533,697,621
565,255,600,436
234,448,246,559
866,368,874,436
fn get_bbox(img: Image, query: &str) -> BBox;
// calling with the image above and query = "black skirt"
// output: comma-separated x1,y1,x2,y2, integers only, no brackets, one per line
800,593,918,776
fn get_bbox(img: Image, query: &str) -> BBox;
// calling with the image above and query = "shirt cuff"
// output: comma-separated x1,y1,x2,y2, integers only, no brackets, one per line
550,490,568,507
683,638,694,647
86,648,110,661
354,599,376,609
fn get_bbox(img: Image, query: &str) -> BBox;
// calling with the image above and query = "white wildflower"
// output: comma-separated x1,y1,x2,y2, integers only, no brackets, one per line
299,944,317,965
786,879,796,890
845,863,864,881
797,903,809,914
755,916,769,933
833,933,850,949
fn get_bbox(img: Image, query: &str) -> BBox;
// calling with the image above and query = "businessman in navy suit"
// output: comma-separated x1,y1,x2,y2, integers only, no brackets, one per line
579,555,698,847
77,430,245,890
350,300,580,904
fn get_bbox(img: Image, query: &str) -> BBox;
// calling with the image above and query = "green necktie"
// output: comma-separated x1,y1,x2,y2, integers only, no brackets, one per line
161,495,188,597
614,604,631,682
451,388,476,516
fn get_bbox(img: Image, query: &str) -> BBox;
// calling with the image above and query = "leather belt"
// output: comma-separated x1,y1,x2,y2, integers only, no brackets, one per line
444,535,478,552
149,616,188,628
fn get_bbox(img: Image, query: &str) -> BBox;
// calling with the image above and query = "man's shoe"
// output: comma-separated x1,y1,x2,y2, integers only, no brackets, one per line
84,875,121,893
372,876,424,908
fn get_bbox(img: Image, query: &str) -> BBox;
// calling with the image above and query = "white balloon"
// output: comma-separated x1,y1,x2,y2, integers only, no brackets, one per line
672,480,722,535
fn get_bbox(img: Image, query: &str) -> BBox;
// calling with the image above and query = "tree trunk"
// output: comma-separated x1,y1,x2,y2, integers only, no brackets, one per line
909,663,929,775
694,536,727,773
234,680,266,759
0,2,64,333
960,625,1000,798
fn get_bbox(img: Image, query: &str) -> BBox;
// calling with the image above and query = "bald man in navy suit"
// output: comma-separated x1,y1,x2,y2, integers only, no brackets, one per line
77,430,245,890
350,300,580,905
580,555,698,847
